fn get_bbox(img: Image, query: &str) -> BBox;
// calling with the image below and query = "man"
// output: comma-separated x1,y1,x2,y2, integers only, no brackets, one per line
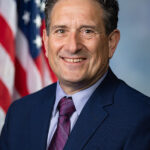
0,0,150,149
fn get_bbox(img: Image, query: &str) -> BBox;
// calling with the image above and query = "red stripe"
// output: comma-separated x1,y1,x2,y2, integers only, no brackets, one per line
0,15,15,63
47,62,58,83
41,20,57,83
15,58,29,97
0,80,11,113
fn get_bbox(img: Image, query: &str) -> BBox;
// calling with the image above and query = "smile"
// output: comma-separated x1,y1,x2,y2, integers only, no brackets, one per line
62,57,86,63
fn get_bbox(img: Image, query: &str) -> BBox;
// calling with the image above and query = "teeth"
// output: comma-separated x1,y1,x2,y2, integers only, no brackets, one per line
64,58,84,63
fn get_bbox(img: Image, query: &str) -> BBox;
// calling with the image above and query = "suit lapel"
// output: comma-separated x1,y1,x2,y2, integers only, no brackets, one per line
29,84,56,150
64,94,108,150
28,69,120,150
64,69,120,150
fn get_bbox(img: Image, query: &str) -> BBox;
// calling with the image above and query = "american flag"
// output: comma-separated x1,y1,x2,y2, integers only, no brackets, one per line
0,0,57,132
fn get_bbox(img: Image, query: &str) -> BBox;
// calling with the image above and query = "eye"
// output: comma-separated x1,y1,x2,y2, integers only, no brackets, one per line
80,28,96,39
55,29,65,34
84,29,94,34
80,28,96,35
53,28,68,37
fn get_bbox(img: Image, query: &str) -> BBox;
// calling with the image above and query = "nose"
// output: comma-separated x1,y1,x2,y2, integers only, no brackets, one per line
65,32,80,53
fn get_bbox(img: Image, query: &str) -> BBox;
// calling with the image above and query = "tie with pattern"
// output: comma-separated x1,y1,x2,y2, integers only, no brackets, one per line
48,97,76,150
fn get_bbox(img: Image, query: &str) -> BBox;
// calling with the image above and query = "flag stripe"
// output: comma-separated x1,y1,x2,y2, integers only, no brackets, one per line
34,55,43,79
15,58,29,97
0,0,17,132
41,45,57,83
12,88,21,101
0,107,6,133
41,20,57,83
0,80,11,112
0,44,15,95
0,0,17,36
27,59,43,93
41,53,53,86
0,15,15,62
0,0,57,133
15,30,43,93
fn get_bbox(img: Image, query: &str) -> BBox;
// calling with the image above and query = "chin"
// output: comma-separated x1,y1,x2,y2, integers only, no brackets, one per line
60,76,85,84
64,78,83,83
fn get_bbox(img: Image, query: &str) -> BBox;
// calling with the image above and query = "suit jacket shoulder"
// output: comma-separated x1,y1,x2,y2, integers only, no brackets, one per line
9,83,57,113
0,83,57,150
114,79,150,121
63,69,150,150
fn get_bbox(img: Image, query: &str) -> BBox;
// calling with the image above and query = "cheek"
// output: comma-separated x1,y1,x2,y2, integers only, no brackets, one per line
90,49,102,69
88,41,109,72
49,36,65,48
87,41,103,63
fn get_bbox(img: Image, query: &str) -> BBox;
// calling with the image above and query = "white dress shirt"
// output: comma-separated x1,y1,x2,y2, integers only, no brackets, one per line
46,73,107,149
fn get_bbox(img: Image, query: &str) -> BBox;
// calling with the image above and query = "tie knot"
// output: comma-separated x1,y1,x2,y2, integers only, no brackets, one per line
58,97,75,117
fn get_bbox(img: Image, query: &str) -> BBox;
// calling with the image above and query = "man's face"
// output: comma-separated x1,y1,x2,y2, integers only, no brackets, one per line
44,0,118,94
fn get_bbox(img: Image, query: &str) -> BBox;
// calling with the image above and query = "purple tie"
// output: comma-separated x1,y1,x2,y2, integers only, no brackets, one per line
48,97,76,150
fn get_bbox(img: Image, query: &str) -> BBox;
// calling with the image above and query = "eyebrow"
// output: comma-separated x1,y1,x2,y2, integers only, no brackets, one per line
51,25,68,31
50,25,98,31
79,25,97,29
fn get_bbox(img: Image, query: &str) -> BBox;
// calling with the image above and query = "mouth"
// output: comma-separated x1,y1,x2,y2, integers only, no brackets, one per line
61,57,86,63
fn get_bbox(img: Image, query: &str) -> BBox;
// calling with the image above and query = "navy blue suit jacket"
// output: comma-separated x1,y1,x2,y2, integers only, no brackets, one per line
1,69,150,150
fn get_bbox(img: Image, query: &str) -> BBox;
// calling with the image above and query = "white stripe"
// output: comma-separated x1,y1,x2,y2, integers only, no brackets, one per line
16,29,43,93
12,88,21,101
0,44,15,95
41,53,53,86
0,0,17,36
0,107,6,133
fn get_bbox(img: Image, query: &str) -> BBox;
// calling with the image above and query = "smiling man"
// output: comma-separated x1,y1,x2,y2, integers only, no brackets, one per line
0,0,150,150
43,0,116,94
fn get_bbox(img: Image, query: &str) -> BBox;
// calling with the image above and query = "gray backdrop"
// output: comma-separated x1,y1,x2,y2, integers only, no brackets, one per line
110,0,150,96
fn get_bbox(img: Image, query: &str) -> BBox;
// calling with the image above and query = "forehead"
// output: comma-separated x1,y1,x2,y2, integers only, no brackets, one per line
50,0,104,26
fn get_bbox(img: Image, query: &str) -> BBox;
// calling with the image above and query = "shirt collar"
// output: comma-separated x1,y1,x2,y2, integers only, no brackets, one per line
53,72,107,116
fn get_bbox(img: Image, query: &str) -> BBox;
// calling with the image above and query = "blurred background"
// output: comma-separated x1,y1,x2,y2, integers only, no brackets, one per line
110,0,150,97
0,0,150,132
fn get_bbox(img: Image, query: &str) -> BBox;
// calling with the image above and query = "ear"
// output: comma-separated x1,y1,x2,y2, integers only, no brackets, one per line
108,29,120,58
43,29,49,57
